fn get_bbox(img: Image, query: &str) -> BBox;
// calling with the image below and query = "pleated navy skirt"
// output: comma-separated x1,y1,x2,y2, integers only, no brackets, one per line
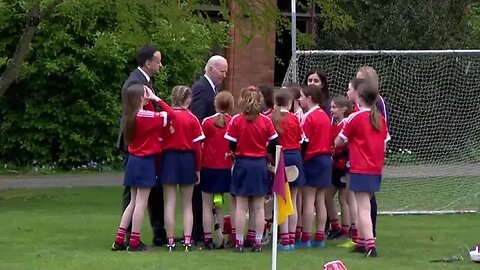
159,151,196,185
284,150,305,188
200,168,232,194
303,154,333,188
231,157,270,196
124,155,157,188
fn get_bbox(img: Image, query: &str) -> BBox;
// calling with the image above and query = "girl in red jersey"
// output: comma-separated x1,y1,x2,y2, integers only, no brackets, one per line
225,86,278,252
297,84,333,248
281,82,305,241
159,85,205,252
271,89,306,251
335,81,390,258
325,96,355,240
200,91,235,250
111,84,174,252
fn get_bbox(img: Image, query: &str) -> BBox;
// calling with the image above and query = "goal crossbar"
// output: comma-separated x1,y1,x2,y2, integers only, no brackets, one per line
295,50,480,56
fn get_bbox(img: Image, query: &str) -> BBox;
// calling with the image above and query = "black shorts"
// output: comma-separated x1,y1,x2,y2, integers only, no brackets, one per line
332,168,347,189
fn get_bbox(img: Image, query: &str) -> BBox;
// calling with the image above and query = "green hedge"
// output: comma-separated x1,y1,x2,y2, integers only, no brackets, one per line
0,0,229,168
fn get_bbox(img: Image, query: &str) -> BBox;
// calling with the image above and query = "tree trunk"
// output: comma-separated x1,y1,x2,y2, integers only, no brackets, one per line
0,0,64,99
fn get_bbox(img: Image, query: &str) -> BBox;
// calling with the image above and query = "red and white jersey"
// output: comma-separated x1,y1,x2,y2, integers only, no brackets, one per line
294,108,304,122
162,108,205,151
262,108,273,118
339,109,390,175
332,118,348,169
301,105,332,161
128,110,168,156
201,113,233,169
273,109,305,151
225,113,278,157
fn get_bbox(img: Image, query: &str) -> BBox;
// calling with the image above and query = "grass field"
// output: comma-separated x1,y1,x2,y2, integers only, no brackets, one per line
0,187,479,270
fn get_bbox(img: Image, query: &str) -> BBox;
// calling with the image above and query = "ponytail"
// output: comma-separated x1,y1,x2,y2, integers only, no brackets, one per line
214,113,226,128
370,105,381,131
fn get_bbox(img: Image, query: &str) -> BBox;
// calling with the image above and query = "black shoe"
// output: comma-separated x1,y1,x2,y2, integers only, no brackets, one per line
251,244,262,252
111,242,127,251
233,244,244,252
204,240,215,250
244,239,254,248
366,247,377,258
351,245,366,253
127,241,150,252
166,243,175,252
327,230,343,240
184,243,193,252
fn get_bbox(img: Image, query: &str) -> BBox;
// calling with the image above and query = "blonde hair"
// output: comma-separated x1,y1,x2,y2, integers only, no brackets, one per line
240,86,262,122
357,66,380,89
214,91,234,128
171,85,192,107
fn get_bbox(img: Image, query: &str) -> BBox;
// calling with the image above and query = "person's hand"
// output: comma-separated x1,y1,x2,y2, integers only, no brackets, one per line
195,171,200,185
144,85,160,102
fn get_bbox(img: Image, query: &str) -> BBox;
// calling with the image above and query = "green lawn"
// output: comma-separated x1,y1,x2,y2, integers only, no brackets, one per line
0,187,479,270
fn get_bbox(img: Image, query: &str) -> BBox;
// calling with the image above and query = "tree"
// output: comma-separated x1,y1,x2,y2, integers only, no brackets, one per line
0,0,64,99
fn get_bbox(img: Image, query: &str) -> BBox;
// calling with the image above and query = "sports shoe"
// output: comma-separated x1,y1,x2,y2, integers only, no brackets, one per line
351,244,366,253
127,241,150,252
111,242,127,251
311,240,325,248
166,243,175,252
337,239,355,248
184,243,193,252
233,244,244,253
289,244,295,250
366,247,377,258
327,230,344,240
251,243,262,252
278,243,290,251
204,240,215,250
295,240,311,248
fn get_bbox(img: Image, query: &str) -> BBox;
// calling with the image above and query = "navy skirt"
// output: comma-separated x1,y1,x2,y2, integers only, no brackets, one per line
349,173,382,192
124,155,157,188
231,157,270,196
284,150,305,188
200,168,232,194
159,151,196,185
303,154,333,188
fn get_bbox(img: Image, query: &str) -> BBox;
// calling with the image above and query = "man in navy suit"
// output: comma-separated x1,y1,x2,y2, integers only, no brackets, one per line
117,45,167,246
189,55,228,244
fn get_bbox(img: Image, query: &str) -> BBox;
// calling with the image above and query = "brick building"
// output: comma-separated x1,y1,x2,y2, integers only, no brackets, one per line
199,0,317,100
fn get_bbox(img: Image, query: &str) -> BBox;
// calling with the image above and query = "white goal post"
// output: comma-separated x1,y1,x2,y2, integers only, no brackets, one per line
283,50,480,215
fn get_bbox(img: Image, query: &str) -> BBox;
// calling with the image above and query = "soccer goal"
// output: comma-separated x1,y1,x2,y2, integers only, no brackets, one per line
283,50,480,215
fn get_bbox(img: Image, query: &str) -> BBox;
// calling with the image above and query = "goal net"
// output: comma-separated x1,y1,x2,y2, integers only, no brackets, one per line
283,50,480,214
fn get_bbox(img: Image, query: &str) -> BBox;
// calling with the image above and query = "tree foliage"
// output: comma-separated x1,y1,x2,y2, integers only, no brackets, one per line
0,0,229,167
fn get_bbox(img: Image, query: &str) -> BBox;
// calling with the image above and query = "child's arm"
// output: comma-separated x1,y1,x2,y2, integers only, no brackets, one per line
334,136,346,148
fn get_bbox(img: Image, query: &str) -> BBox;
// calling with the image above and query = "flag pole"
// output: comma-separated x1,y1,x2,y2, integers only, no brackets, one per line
291,0,297,83
271,145,282,270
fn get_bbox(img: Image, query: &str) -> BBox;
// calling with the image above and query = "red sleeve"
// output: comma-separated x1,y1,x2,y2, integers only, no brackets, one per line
339,116,354,142
192,117,205,143
225,115,238,142
156,99,175,119
302,115,313,143
194,142,202,171
144,102,155,112
265,118,278,141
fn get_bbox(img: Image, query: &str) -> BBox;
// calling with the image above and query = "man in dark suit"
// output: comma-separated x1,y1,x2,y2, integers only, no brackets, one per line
189,55,228,244
117,45,167,246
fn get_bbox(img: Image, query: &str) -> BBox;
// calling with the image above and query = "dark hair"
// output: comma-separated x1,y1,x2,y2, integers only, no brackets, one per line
350,77,367,91
136,45,159,67
304,69,330,99
240,86,262,122
332,96,353,118
282,82,302,112
214,91,234,128
171,85,192,107
301,84,325,105
271,90,293,134
122,84,145,145
357,81,381,131
257,84,274,110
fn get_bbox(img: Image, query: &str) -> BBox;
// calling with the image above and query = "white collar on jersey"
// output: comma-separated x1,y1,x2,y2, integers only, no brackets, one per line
280,108,290,113
303,105,320,119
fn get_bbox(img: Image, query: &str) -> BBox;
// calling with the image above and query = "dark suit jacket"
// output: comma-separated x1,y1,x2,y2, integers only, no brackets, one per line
116,68,157,153
190,75,216,122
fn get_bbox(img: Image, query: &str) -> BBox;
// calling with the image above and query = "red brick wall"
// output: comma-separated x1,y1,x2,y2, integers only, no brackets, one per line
225,0,276,111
